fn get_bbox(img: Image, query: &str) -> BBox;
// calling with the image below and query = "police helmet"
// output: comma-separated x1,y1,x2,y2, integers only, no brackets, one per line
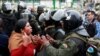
39,10,58,27
39,9,66,26
2,2,12,14
18,1,26,12
95,3,100,11
63,10,83,32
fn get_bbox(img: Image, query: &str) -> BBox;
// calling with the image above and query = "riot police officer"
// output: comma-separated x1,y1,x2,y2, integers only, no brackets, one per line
0,1,17,56
0,1,17,36
41,10,89,56
15,1,26,20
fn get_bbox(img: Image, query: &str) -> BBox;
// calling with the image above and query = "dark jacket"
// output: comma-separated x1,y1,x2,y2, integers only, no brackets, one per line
0,32,9,56
0,13,17,36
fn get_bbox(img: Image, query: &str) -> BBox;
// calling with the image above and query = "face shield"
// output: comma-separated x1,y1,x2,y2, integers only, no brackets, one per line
39,11,51,22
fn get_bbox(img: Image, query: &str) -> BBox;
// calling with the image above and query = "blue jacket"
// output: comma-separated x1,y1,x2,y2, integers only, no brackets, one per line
95,21,100,38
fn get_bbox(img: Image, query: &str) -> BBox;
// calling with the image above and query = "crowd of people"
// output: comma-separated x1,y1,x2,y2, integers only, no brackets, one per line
0,1,100,56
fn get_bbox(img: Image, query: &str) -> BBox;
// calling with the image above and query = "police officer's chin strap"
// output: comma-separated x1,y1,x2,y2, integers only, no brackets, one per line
75,25,89,37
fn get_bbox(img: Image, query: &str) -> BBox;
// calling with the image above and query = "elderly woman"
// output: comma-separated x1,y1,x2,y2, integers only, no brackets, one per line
8,19,42,56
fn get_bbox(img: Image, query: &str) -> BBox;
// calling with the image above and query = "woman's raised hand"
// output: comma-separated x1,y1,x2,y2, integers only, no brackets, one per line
22,32,31,46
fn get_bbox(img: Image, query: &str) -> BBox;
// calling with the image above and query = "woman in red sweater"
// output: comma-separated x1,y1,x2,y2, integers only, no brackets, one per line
8,19,42,56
